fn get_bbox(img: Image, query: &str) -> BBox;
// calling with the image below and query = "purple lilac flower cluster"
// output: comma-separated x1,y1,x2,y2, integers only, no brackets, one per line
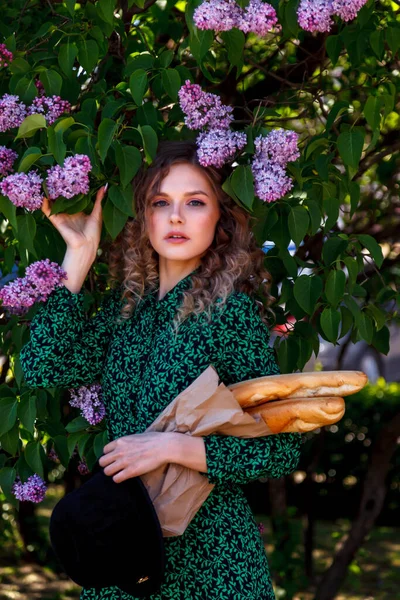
0,259,67,313
27,95,71,126
297,0,367,33
48,447,59,462
0,146,18,177
35,80,45,96
0,94,27,132
0,44,13,69
194,0,278,37
77,458,90,475
46,154,92,200
69,383,106,425
0,170,43,211
12,474,47,503
251,129,300,203
178,81,246,167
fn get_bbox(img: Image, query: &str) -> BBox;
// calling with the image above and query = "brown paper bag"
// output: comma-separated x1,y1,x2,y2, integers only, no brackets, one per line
141,364,272,538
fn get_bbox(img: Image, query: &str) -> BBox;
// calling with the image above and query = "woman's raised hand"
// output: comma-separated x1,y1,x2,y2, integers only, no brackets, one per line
41,184,108,255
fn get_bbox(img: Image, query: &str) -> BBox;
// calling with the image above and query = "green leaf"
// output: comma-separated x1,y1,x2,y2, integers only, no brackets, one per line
15,77,37,104
322,237,348,266
67,431,86,458
54,116,75,133
53,435,70,468
66,416,90,433
370,29,384,60
138,124,158,164
275,336,300,374
343,257,358,290
18,147,42,172
161,68,181,102
386,26,400,55
16,214,37,258
320,307,341,342
17,395,36,434
372,325,390,355
40,69,62,96
158,50,174,68
25,441,44,479
108,184,135,217
364,96,382,131
220,29,245,67
326,35,342,65
0,397,18,437
231,166,254,210
58,41,78,77
9,57,31,74
357,234,384,268
325,101,349,132
65,0,76,17
47,126,66,165
337,130,365,168
0,467,17,501
349,180,360,218
288,205,309,247
98,118,118,163
304,200,322,236
124,53,154,77
0,424,19,456
78,433,92,459
103,198,128,239
343,294,361,321
77,39,99,74
365,303,386,332
356,312,374,345
97,0,115,24
93,430,108,459
129,69,148,105
325,269,346,308
0,195,17,231
293,275,323,315
15,114,47,139
115,143,142,188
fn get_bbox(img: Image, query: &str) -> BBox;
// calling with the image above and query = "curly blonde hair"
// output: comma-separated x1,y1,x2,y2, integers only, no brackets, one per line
107,140,276,330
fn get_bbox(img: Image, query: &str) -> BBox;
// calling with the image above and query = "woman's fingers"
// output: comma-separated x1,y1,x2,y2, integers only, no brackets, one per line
41,196,52,219
91,183,108,221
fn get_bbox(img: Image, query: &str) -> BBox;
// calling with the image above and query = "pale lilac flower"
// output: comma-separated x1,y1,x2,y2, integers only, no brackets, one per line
297,0,334,32
35,80,45,97
0,94,27,132
258,521,265,534
0,146,18,177
332,0,367,21
0,170,43,211
78,458,90,475
178,81,233,131
46,154,92,200
196,129,247,167
27,95,71,125
0,259,67,311
193,0,243,31
48,448,59,462
254,130,300,165
252,157,293,202
0,44,13,68
69,383,106,426
12,474,47,503
238,0,278,36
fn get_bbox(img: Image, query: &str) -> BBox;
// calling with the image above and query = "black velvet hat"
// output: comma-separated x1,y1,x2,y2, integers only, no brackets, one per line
49,461,166,597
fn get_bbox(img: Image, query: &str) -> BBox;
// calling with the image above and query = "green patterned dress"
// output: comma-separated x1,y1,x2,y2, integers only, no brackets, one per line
20,269,301,600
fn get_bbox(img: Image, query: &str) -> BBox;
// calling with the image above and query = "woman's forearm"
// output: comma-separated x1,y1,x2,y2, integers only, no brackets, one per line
168,433,207,473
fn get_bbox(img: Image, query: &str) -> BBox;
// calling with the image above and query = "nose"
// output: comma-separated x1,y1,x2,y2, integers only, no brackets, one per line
169,203,185,223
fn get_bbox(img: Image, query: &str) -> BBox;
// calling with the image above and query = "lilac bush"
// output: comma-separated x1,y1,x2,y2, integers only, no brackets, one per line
0,43,13,68
69,383,106,425
197,129,247,167
0,146,18,176
0,94,27,132
0,170,43,211
12,474,47,503
238,0,278,36
46,154,92,199
27,95,71,125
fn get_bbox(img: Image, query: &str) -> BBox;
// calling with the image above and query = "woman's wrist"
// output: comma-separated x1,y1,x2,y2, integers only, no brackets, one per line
167,432,207,473
61,247,97,294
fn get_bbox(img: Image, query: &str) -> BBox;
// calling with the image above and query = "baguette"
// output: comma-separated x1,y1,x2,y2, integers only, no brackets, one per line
229,371,367,409
245,396,345,433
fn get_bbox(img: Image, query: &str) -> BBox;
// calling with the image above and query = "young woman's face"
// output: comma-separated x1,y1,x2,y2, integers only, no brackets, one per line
145,162,221,267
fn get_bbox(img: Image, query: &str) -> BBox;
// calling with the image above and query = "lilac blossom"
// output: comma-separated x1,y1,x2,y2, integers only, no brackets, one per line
12,474,47,503
78,458,90,475
35,80,45,97
0,259,67,311
46,154,92,200
0,146,18,177
0,170,43,211
0,94,27,132
251,157,294,202
69,383,106,426
48,448,59,462
332,0,367,21
297,0,334,32
238,0,278,36
27,95,71,125
193,0,243,32
0,44,13,68
254,130,300,166
178,81,233,131
196,128,247,168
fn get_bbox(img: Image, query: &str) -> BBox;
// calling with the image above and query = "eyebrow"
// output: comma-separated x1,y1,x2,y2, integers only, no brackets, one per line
153,190,210,198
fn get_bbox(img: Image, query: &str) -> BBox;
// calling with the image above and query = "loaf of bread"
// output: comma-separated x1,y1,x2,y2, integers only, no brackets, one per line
245,396,346,433
229,371,368,409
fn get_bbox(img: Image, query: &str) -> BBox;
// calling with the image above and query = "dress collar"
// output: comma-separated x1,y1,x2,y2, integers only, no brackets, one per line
148,267,200,317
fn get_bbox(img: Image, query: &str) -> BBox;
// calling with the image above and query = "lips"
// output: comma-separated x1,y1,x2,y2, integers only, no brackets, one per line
164,232,189,239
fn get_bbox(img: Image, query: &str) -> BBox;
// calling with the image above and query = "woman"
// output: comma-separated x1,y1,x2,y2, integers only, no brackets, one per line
20,140,301,599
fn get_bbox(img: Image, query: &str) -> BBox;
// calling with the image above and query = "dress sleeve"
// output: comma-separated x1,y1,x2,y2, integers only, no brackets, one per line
19,284,121,389
200,292,301,486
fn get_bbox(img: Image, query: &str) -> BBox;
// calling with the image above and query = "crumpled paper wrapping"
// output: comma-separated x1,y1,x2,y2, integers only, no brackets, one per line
141,364,273,538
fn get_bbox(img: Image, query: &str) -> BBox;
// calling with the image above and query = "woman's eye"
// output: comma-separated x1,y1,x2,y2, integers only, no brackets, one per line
152,200,168,207
189,200,205,206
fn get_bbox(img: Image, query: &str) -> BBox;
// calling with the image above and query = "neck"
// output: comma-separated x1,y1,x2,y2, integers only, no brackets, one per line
157,258,200,301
